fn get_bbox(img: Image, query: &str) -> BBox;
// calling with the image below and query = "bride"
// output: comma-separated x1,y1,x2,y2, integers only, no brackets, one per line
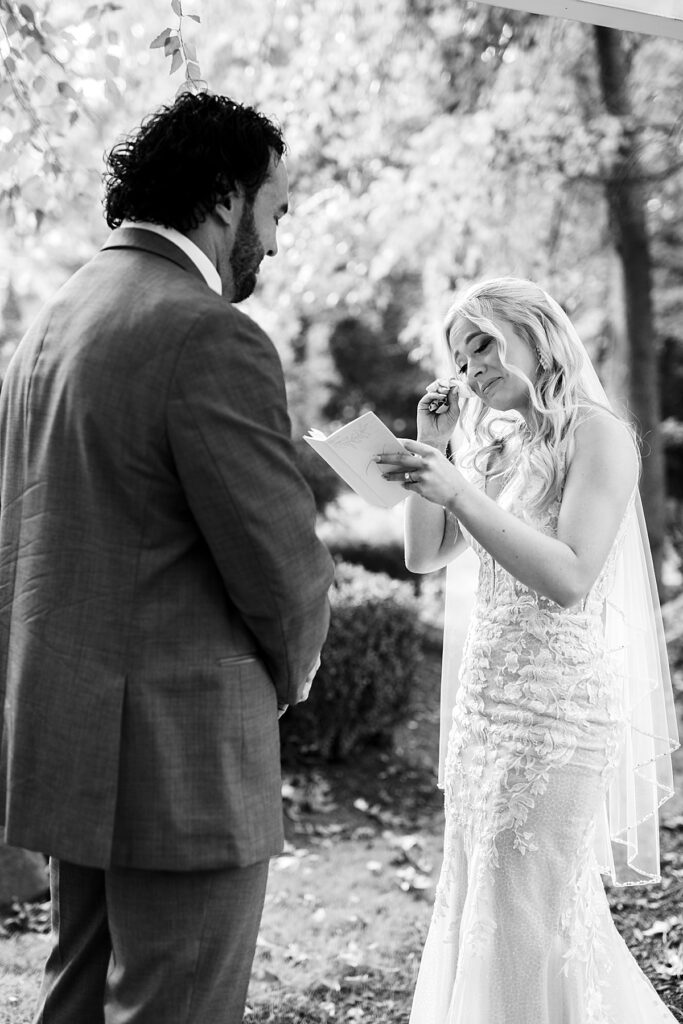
376,277,680,1024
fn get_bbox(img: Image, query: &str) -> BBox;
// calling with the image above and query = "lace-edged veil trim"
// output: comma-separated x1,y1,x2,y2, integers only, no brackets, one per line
593,495,678,885
437,292,680,887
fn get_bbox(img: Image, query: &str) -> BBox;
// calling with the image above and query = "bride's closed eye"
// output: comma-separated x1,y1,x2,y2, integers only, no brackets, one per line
458,336,492,374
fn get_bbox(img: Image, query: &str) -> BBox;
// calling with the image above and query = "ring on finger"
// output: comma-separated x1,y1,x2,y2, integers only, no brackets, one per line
404,471,413,483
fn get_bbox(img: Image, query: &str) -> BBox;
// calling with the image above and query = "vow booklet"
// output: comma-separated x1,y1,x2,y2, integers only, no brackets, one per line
303,411,407,508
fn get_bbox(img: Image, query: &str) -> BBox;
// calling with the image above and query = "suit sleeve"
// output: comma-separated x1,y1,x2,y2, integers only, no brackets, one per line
166,305,334,706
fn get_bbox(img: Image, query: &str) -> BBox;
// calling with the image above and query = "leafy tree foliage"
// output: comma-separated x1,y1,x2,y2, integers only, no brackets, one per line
1,0,120,230
0,0,202,231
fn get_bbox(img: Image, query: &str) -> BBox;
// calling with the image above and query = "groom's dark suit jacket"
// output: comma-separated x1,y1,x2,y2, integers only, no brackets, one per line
0,227,334,871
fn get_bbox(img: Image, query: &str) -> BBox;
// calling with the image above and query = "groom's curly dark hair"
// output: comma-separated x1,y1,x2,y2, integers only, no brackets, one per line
103,91,286,232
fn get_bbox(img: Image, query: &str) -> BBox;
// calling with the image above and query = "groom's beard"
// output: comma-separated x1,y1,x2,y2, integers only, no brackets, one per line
230,203,264,303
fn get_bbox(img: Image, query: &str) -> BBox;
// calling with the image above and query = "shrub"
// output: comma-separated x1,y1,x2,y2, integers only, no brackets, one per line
280,562,424,760
326,539,421,590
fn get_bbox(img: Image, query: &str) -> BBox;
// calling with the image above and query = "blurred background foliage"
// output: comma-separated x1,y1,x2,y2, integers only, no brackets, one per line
1,0,683,607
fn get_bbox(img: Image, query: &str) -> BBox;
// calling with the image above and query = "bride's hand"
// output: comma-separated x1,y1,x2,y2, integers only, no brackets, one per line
416,378,461,450
376,438,465,508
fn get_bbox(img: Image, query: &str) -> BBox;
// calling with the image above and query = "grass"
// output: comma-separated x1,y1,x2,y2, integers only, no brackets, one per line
246,832,434,1022
0,931,49,1024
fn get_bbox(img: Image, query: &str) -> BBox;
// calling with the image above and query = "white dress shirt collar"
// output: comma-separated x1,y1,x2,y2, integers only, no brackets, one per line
121,220,222,296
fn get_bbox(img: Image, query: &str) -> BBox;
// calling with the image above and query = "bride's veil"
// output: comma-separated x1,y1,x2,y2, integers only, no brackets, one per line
437,287,680,887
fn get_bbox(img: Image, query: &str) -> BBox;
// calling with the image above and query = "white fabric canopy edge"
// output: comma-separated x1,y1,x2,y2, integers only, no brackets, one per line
476,0,683,41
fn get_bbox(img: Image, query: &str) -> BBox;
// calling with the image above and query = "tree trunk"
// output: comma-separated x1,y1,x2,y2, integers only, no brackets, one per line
594,25,666,592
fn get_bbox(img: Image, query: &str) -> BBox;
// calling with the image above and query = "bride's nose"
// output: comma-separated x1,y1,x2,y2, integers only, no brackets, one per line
467,360,485,387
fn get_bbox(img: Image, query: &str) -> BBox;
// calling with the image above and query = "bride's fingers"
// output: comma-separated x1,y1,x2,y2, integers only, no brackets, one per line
424,377,457,395
403,439,441,457
421,387,459,412
424,394,449,412
425,384,452,396
381,469,417,481
374,451,423,468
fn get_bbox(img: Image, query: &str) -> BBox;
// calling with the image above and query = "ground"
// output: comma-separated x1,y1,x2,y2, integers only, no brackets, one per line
2,639,682,1024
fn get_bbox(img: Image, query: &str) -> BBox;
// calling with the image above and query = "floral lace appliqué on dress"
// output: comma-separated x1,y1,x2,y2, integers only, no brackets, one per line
409,448,677,1024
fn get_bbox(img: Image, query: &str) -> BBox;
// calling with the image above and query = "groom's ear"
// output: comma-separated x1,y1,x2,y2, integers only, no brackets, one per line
214,186,244,226
213,201,233,226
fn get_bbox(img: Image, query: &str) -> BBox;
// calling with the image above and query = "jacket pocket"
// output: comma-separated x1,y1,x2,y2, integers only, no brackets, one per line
216,653,258,666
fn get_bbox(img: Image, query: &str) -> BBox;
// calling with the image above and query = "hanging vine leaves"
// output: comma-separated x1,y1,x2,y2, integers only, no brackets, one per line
150,0,203,94
150,27,172,49
164,34,180,57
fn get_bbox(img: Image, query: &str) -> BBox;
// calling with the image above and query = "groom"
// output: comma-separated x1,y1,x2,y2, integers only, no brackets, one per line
0,92,334,1023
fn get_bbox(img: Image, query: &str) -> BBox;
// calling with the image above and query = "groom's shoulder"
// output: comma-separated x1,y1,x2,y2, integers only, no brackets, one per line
70,244,272,346
187,296,278,360
164,299,287,411
178,299,283,381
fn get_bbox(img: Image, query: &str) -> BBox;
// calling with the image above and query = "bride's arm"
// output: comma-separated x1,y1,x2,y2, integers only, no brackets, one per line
404,490,468,573
381,413,638,607
401,379,467,573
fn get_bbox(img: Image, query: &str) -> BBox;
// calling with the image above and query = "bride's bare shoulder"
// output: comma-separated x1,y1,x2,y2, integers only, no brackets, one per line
573,406,636,447
569,407,639,489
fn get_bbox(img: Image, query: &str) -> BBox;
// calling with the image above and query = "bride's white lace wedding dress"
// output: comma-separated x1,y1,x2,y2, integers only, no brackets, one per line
410,444,678,1024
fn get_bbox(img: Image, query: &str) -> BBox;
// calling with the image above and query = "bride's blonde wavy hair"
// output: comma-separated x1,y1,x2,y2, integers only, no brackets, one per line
443,277,626,515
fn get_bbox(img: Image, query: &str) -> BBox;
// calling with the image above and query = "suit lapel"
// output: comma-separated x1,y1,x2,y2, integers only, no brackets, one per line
101,227,208,287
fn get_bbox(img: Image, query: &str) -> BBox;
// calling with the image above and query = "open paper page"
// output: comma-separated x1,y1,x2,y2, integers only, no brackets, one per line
303,411,407,508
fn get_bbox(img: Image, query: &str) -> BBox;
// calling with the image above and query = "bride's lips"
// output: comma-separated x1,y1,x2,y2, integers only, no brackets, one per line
481,377,502,396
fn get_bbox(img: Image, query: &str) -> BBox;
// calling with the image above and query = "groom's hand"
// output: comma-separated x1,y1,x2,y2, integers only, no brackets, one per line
299,653,322,703
278,654,321,714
